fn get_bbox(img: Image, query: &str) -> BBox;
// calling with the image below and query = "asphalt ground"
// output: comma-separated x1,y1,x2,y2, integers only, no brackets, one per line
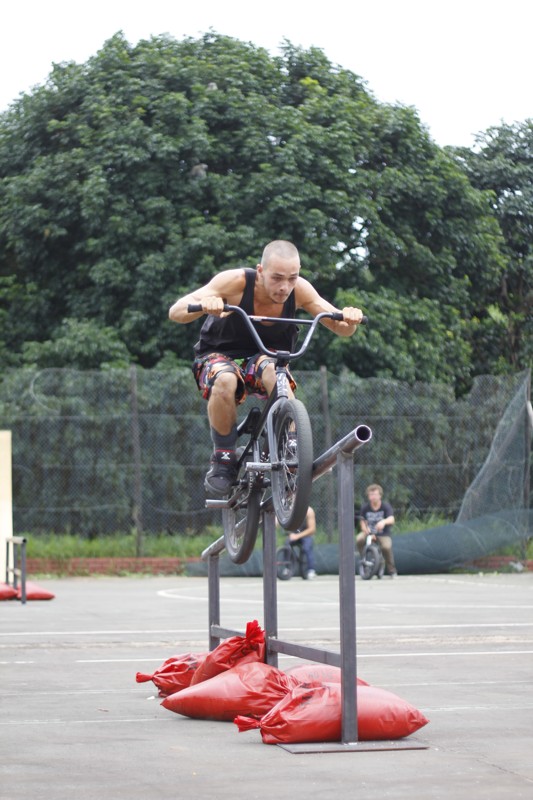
1,571,532,800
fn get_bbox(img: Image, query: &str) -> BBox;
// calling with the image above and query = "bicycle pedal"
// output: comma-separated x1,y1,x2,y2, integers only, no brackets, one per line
246,461,272,472
204,498,231,509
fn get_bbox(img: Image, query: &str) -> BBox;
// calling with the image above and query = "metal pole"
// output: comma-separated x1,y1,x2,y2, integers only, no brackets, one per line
207,552,221,651
0,431,13,582
20,538,26,605
262,509,278,667
523,370,532,561
337,450,358,743
130,366,144,557
12,538,18,591
312,425,372,482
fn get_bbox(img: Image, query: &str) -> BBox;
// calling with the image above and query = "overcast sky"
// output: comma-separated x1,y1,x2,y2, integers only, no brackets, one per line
1,0,531,148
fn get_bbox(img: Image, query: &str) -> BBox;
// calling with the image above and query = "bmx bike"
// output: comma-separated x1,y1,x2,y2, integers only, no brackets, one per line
358,532,386,580
276,537,311,581
188,302,366,564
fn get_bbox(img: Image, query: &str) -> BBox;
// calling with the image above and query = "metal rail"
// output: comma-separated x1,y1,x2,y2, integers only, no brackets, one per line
201,423,427,752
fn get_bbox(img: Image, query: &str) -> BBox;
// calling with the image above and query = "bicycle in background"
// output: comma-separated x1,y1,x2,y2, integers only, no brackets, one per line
276,536,312,580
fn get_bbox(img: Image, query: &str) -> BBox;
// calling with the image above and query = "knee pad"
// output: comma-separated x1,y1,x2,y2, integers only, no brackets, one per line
208,364,245,403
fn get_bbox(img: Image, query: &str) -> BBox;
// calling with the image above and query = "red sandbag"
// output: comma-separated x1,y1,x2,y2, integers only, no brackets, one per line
162,661,300,721
17,581,55,600
285,663,369,686
235,682,429,744
190,620,265,685
0,582,18,600
136,652,207,697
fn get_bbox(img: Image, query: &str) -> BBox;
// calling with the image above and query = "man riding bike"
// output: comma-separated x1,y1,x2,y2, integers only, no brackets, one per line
168,240,365,497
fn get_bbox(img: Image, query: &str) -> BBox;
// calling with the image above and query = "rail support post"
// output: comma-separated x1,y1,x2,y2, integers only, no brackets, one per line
337,449,358,743
262,506,278,667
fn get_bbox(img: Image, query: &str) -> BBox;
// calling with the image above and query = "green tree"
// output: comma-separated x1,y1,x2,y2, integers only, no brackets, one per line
0,31,506,387
452,120,533,373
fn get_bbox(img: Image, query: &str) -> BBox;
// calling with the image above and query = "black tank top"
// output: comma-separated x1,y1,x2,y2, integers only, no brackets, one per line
194,269,299,359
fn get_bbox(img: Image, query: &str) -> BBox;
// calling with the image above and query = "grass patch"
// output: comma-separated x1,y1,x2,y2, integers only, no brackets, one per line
22,514,533,563
26,529,223,560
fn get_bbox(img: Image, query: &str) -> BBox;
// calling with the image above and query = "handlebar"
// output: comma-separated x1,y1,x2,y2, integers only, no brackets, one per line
187,303,367,361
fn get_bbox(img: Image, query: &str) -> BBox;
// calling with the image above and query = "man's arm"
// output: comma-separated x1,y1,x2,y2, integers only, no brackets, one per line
375,505,395,533
295,277,364,337
375,515,395,532
168,269,246,323
360,516,370,534
289,507,316,542
357,506,370,534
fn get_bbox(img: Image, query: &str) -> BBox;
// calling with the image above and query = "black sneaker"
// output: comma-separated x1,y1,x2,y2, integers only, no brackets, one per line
204,450,238,497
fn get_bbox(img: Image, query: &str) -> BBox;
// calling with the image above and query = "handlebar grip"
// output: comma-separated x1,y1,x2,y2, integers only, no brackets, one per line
330,312,368,324
187,303,203,313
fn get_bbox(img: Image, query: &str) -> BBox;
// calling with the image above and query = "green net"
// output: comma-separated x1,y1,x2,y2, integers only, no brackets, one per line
392,371,532,571
0,366,530,570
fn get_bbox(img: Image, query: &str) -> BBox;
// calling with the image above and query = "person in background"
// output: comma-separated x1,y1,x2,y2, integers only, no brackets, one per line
357,484,397,578
283,505,317,579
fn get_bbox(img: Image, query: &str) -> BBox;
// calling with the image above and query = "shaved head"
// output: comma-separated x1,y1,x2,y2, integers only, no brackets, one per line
261,240,300,269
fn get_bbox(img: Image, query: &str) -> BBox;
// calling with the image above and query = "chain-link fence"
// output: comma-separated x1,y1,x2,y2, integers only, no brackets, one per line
1,367,531,546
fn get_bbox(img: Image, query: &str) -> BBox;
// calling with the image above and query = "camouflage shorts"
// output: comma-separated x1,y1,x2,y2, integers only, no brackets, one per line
192,353,296,404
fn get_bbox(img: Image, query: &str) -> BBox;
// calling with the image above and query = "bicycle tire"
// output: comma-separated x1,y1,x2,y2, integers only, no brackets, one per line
359,543,381,580
222,456,262,564
271,398,313,531
276,544,295,580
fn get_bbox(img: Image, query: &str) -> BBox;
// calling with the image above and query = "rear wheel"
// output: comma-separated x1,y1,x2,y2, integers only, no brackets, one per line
271,399,313,531
222,450,262,564
359,544,381,580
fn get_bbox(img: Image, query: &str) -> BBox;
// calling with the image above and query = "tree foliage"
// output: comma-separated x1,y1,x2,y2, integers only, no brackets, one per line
452,120,533,374
0,31,515,388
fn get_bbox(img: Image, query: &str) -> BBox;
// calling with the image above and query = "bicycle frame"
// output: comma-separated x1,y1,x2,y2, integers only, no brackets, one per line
220,304,342,468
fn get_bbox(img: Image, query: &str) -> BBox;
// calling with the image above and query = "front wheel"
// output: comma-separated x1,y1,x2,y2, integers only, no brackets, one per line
359,543,381,580
271,399,313,531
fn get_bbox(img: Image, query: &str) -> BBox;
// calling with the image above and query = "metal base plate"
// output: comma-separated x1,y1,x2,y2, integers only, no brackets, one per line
278,739,429,754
